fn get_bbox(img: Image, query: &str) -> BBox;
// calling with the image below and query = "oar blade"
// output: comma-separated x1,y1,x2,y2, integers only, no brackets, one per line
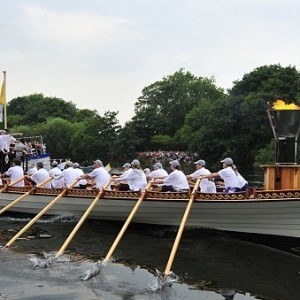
82,261,105,281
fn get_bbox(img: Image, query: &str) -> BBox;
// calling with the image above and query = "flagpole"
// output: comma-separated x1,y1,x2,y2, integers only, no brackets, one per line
3,71,7,130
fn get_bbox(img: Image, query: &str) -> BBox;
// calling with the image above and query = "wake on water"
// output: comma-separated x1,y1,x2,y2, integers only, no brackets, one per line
28,250,179,293
28,251,70,269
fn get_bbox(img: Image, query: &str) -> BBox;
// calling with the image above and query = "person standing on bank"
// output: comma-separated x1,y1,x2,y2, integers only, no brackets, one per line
186,160,216,193
153,160,189,192
199,157,245,193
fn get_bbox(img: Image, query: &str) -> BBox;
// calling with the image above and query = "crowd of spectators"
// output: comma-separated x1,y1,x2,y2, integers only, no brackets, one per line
136,150,198,165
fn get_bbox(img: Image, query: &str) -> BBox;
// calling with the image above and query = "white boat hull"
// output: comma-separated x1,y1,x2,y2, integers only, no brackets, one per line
1,188,300,238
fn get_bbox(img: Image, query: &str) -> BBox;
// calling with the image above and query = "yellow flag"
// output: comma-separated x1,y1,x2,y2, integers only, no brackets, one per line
0,73,6,105
105,163,112,173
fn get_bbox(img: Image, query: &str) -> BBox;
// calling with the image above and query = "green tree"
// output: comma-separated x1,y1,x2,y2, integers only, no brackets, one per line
227,64,300,169
39,118,78,159
7,94,77,126
131,69,225,150
70,111,121,164
113,121,143,164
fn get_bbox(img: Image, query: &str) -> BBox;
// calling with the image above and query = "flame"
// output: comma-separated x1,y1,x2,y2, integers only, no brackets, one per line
272,99,300,110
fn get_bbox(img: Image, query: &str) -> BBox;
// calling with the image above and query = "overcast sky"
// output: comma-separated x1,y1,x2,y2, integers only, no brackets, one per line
1,0,300,124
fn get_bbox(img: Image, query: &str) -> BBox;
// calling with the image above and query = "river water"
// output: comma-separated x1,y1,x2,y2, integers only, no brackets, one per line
0,215,300,300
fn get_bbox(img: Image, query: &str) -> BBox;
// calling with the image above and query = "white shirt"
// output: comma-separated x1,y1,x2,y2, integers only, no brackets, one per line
27,167,37,176
189,168,216,193
237,172,248,188
163,170,189,191
48,167,62,177
115,168,147,191
218,167,240,189
55,167,78,187
31,168,51,188
89,167,110,189
48,167,63,188
120,168,133,178
5,165,24,187
148,168,168,179
74,168,87,187
0,135,15,152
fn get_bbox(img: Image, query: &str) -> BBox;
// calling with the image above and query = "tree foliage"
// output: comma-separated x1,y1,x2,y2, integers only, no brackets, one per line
131,69,225,150
6,65,300,170
7,94,77,126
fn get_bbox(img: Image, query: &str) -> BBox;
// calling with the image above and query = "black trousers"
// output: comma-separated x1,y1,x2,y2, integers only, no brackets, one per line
118,183,130,191
161,185,176,192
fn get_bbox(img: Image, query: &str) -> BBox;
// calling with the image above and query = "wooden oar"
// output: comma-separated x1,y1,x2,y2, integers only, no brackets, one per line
163,177,201,278
82,180,153,280
5,178,80,248
0,177,53,216
102,180,153,263
0,176,26,194
55,179,112,258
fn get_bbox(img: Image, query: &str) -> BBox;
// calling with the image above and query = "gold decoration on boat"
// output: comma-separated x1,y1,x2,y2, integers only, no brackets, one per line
196,192,247,200
255,190,300,199
103,190,140,199
35,188,64,195
146,191,189,200
7,186,31,193
67,189,99,197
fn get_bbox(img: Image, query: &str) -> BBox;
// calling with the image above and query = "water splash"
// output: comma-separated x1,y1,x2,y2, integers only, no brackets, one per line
0,245,8,253
82,260,107,281
28,251,65,268
0,215,78,224
220,289,236,299
148,270,178,292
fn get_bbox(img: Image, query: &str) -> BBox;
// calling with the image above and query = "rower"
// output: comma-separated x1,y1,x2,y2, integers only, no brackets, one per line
153,160,189,192
148,162,168,180
28,161,51,188
112,159,147,192
199,157,247,193
73,162,87,189
81,159,110,189
186,159,216,193
0,158,24,187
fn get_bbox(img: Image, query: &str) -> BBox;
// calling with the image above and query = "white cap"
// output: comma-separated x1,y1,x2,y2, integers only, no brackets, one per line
94,159,103,166
153,162,162,170
73,162,80,168
51,160,58,166
143,168,150,175
65,161,73,167
194,159,206,166
221,157,233,165
131,159,140,167
122,162,131,168
170,160,180,168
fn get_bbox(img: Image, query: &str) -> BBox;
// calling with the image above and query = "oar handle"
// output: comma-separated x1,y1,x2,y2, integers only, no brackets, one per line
67,178,81,189
8,176,25,187
55,178,113,257
163,178,201,277
35,176,53,189
5,178,81,248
